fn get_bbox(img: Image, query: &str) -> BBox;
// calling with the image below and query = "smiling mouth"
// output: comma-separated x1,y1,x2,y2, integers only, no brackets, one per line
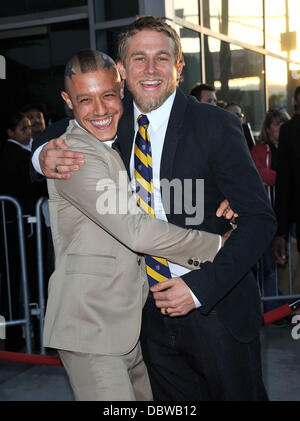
140,80,162,89
89,116,113,129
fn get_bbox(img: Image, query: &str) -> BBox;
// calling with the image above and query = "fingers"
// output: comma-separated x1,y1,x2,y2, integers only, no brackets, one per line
45,169,72,180
51,137,68,149
216,200,238,220
40,143,85,179
216,199,229,217
272,237,286,264
150,280,172,292
161,307,180,317
275,247,286,265
224,209,237,220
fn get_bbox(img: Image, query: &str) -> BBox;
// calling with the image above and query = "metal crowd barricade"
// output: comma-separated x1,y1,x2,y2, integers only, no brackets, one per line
259,235,300,305
35,197,48,355
22,196,48,355
0,195,32,354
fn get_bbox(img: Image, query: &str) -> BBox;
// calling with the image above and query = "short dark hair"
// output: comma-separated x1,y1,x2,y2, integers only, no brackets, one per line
189,83,215,101
6,111,27,132
21,103,46,116
225,101,243,111
63,49,119,93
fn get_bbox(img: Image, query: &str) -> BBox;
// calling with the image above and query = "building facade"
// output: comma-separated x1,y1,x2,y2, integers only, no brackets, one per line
1,0,300,133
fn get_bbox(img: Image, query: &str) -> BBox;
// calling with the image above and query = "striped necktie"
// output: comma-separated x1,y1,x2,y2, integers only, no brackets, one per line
134,114,171,287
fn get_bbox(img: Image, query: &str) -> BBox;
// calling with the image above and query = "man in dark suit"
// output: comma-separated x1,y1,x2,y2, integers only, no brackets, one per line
273,86,300,264
31,16,276,401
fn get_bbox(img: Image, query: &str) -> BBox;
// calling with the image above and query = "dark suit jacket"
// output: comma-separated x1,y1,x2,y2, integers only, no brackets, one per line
32,89,276,342
115,88,276,343
275,114,300,250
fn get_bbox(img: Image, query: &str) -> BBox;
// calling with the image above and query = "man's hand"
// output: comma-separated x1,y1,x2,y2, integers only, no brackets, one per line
272,236,286,265
39,138,85,179
221,229,233,247
150,277,196,317
216,199,238,222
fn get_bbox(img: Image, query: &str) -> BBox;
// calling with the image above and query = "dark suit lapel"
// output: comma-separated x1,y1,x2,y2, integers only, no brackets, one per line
115,88,135,176
160,89,188,181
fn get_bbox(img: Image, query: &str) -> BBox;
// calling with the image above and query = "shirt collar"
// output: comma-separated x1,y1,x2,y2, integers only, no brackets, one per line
7,138,33,152
133,89,176,132
74,119,117,148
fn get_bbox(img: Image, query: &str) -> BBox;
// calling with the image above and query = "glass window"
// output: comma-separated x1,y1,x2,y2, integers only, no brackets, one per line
204,35,265,133
1,20,89,124
175,25,201,94
266,56,288,110
94,0,139,22
286,1,300,115
203,0,264,47
96,27,126,61
174,0,199,25
0,0,86,18
288,0,300,64
265,0,286,55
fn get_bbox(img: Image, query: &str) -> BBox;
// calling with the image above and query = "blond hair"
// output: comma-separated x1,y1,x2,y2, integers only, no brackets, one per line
117,15,185,68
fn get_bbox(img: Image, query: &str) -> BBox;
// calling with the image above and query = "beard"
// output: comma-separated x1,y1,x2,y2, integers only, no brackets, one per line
128,79,175,113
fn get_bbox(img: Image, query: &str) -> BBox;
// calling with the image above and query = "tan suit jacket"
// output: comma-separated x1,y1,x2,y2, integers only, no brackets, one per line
44,120,220,356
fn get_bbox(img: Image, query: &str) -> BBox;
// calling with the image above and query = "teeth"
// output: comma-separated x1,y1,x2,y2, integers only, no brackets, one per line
91,117,112,127
142,81,160,85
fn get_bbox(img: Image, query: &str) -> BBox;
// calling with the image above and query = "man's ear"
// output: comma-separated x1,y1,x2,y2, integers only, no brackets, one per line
117,61,126,80
120,79,125,100
61,91,73,110
176,61,184,81
7,128,13,139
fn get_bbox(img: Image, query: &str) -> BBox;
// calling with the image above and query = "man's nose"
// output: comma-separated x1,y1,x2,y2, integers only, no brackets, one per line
145,58,156,74
94,99,108,115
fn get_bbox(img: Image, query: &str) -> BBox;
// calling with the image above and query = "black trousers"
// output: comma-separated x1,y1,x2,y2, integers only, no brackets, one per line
140,293,268,401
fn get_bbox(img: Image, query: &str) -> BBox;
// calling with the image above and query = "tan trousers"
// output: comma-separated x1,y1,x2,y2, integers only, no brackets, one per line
58,341,153,401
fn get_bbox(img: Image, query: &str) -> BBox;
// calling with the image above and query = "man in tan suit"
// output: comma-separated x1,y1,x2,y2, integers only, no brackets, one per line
44,49,226,401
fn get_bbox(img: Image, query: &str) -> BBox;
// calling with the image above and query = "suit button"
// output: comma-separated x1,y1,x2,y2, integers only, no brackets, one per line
194,261,199,267
188,259,193,265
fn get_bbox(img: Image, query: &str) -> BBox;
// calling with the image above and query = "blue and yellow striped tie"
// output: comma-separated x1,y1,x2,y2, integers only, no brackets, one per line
134,114,171,287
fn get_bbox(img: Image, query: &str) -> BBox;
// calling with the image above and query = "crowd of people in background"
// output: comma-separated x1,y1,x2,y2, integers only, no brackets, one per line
0,104,53,350
0,73,299,350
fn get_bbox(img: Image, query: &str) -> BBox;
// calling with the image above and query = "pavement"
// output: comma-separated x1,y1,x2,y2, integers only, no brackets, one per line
0,322,299,402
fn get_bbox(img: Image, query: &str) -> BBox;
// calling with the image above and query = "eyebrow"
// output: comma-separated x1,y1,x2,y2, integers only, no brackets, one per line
75,89,118,100
130,50,172,57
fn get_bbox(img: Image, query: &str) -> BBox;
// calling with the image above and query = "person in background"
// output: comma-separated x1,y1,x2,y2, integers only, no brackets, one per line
273,86,300,296
251,109,290,313
225,101,246,124
22,103,47,140
189,82,217,106
217,99,228,109
0,111,48,350
226,101,256,150
22,102,55,292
